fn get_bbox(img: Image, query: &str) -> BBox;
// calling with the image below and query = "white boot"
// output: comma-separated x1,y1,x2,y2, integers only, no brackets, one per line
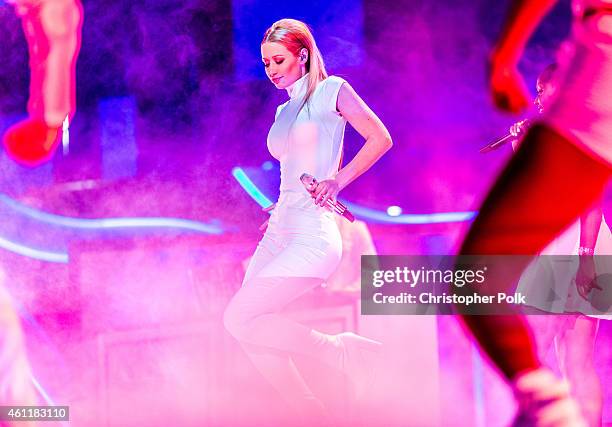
336,332,382,399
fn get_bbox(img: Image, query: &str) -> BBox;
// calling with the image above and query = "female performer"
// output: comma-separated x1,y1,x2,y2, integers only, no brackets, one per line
512,64,610,427
223,18,392,425
456,0,612,425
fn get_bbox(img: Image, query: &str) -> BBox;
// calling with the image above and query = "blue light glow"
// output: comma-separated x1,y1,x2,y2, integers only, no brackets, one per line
233,167,476,224
0,194,224,234
343,201,476,224
0,236,68,263
232,167,274,208
99,97,137,180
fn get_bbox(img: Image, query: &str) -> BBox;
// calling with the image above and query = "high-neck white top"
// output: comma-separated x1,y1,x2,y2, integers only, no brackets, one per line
267,73,347,193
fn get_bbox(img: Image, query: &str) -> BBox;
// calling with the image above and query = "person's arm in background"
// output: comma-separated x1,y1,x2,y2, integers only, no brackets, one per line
20,0,83,126
489,0,558,113
3,0,83,167
576,202,604,299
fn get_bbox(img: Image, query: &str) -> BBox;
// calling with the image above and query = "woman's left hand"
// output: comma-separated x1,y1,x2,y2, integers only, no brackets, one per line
575,256,603,300
311,179,340,207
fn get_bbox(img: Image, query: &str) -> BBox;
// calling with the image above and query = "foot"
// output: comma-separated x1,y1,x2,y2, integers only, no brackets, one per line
336,332,382,400
511,368,587,427
2,118,61,167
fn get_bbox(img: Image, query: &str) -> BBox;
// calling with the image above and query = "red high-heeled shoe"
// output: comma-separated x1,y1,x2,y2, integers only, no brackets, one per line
2,118,60,167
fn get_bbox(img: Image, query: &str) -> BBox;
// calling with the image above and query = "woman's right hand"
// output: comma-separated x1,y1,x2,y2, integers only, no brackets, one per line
509,119,529,152
259,203,276,232
575,256,603,301
509,119,528,137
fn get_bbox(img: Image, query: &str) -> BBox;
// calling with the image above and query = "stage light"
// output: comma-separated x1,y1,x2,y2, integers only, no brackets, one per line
0,235,68,263
0,194,223,234
261,161,274,171
232,167,273,208
387,205,402,216
233,167,477,224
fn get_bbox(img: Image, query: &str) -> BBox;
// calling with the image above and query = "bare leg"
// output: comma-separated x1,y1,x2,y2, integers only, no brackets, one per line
456,125,611,380
556,316,602,427
3,0,83,166
19,0,83,126
525,314,564,369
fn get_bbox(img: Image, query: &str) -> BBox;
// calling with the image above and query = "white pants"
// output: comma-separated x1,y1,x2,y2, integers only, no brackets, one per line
224,275,343,425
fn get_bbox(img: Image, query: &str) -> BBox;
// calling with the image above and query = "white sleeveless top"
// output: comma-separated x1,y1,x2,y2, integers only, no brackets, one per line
267,74,347,193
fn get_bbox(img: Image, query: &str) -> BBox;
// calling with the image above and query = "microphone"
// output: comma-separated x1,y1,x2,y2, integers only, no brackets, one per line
300,173,355,222
480,119,530,153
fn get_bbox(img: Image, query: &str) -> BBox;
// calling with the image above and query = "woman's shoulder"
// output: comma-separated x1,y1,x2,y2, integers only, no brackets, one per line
320,75,348,89
314,75,348,113
316,75,349,101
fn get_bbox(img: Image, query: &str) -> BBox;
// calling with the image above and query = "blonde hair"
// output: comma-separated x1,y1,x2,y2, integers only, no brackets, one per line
262,19,328,113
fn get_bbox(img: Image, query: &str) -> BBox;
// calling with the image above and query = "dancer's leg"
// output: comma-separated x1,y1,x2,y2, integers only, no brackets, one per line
526,314,564,369
19,0,83,126
19,7,47,120
456,125,611,379
558,316,602,427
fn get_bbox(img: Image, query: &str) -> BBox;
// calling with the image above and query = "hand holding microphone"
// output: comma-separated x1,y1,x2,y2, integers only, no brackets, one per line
509,119,530,137
300,173,355,222
479,118,531,153
312,179,339,206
